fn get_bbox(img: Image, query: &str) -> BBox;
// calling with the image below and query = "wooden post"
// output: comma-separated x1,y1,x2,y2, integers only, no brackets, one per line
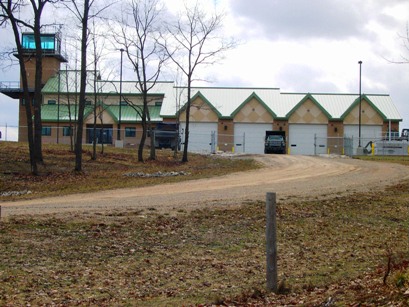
266,192,277,293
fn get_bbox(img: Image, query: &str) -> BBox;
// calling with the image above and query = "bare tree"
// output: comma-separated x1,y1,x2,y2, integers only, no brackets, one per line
396,23,409,64
63,65,77,151
159,2,235,162
63,0,112,171
112,0,167,162
90,18,104,160
0,0,58,174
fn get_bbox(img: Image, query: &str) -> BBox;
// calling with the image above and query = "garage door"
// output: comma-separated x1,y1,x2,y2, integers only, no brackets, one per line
289,124,327,155
180,122,218,153
344,125,382,155
234,123,272,154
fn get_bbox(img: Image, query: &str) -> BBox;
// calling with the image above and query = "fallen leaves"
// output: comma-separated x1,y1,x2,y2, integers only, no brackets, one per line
0,142,258,200
1,177,409,305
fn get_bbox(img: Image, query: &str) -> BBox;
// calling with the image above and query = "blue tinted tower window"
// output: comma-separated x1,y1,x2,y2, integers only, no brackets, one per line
22,33,56,51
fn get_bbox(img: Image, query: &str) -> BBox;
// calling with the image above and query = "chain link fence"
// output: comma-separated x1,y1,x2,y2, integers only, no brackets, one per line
3,125,408,156
316,135,409,156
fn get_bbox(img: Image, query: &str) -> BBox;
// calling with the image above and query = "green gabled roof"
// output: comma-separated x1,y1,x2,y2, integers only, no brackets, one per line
177,91,223,119
230,92,277,118
286,93,332,119
41,104,162,123
340,94,387,120
41,104,93,122
107,105,162,122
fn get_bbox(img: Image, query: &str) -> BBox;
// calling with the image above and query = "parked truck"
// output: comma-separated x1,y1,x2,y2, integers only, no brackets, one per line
264,131,286,154
153,123,180,150
383,128,409,141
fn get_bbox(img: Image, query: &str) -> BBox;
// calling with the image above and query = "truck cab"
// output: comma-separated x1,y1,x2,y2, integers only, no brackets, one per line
264,131,286,154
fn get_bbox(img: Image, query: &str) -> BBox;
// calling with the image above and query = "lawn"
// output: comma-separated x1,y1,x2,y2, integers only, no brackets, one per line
1,181,409,306
1,143,409,305
0,142,259,200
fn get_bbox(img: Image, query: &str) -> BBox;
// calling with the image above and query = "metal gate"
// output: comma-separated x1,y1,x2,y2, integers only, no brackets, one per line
314,136,353,156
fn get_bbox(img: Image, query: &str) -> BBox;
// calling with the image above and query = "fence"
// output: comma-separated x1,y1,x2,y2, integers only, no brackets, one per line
316,135,409,156
315,136,354,156
4,125,409,156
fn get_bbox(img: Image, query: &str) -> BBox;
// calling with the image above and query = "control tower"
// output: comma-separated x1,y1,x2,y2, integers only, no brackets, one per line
0,28,67,141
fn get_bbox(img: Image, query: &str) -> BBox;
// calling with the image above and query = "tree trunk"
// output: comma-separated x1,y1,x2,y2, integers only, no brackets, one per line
182,76,191,163
33,20,43,163
7,11,38,174
148,109,156,160
75,0,90,172
138,101,147,162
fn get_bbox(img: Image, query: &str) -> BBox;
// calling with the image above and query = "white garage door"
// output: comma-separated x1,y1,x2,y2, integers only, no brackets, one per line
180,122,217,153
289,124,327,155
234,123,272,154
344,125,382,154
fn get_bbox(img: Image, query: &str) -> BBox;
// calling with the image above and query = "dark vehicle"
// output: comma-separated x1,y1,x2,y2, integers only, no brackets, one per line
264,131,286,154
154,123,180,150
383,128,409,141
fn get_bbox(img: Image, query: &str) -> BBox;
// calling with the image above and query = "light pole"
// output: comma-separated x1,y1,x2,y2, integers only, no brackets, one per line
358,60,362,148
118,48,124,141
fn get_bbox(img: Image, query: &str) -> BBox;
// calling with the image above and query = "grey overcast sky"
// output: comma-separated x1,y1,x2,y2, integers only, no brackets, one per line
1,0,409,139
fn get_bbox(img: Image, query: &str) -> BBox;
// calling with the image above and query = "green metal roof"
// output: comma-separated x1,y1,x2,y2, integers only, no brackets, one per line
41,104,93,122
41,104,162,123
106,105,162,122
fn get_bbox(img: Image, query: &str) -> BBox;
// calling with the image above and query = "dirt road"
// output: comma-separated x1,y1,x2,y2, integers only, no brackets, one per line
2,155,408,217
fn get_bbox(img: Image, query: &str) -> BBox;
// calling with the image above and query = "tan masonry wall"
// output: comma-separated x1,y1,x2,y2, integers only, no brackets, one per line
179,97,219,123
344,100,383,125
273,120,289,139
24,57,61,88
288,99,328,124
382,121,400,135
328,121,344,138
327,121,344,155
234,98,274,123
18,55,63,142
217,119,234,152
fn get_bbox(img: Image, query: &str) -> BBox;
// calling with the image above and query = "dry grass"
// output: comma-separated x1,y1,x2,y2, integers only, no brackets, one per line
1,143,409,305
0,142,259,200
356,154,409,166
1,179,409,305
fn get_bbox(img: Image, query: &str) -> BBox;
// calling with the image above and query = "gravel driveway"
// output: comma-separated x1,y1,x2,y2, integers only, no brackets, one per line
2,155,409,217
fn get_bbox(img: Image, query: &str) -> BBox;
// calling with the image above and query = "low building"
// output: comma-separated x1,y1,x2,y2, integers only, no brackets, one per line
0,30,402,155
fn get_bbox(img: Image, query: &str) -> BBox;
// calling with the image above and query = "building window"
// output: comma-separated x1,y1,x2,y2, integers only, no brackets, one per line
42,126,51,136
22,33,55,51
155,101,162,106
63,126,72,136
120,100,128,106
48,100,56,105
125,127,136,137
85,99,92,105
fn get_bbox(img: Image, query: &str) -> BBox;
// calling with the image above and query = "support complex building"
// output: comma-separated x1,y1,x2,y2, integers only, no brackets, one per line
0,31,402,155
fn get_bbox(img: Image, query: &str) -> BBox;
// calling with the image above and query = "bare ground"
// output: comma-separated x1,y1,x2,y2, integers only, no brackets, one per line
2,155,409,217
